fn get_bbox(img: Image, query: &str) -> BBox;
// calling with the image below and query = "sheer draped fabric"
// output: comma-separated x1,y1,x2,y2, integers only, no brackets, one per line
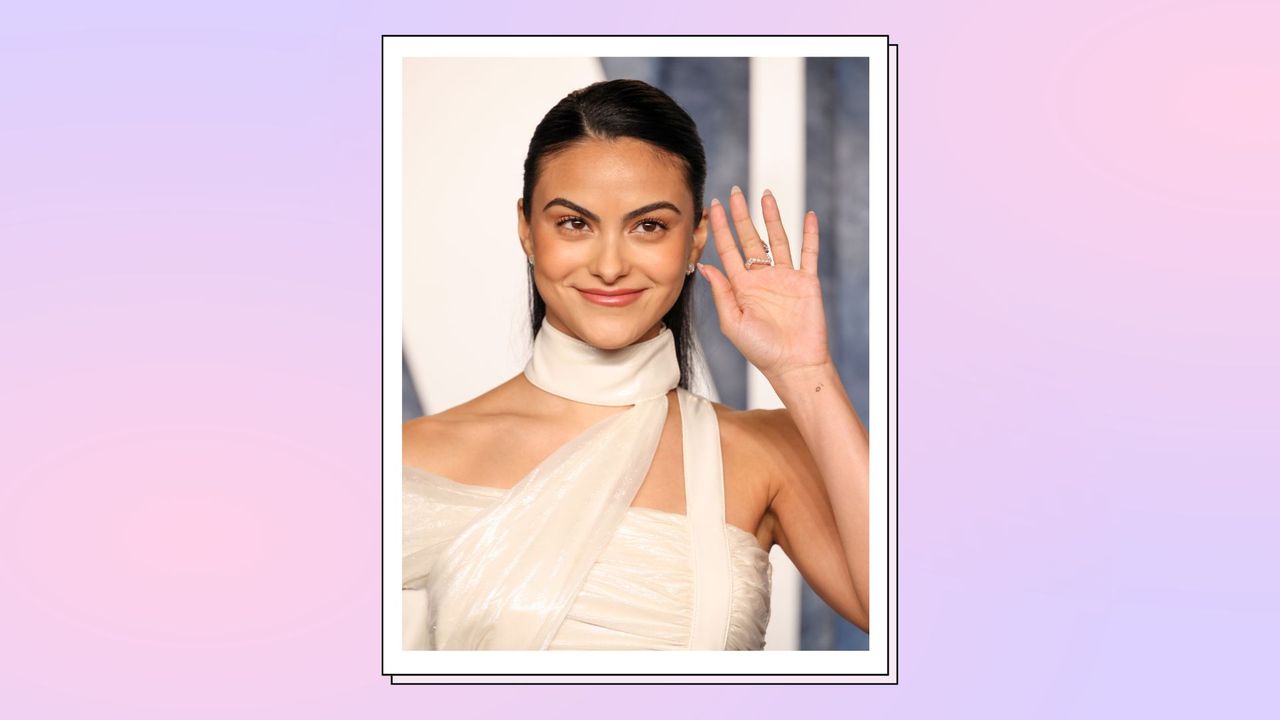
400,320,772,650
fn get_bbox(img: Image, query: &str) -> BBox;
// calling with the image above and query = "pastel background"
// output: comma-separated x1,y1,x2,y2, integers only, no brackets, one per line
1,0,1276,717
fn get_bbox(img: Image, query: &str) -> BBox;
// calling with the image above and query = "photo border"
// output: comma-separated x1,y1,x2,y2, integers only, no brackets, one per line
381,34,899,684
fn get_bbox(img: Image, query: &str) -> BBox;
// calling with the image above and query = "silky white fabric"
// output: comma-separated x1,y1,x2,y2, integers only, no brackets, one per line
403,464,772,650
402,319,772,650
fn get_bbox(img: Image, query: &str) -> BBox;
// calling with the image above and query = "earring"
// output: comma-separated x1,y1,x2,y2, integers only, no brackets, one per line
686,263,695,275
528,255,535,266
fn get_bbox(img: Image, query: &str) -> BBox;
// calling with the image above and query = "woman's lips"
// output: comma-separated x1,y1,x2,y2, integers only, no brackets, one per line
577,288,645,307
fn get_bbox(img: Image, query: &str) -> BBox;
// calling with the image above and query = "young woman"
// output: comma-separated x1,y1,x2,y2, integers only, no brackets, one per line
402,79,869,650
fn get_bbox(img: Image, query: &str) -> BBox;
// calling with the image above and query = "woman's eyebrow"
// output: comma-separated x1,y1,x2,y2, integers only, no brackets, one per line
542,198,682,223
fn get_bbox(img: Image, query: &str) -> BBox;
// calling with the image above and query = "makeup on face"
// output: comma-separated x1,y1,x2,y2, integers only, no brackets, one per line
540,196,683,312
543,197,682,226
576,287,646,307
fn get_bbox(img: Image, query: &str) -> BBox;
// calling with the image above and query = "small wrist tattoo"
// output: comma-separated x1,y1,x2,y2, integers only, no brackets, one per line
814,383,824,393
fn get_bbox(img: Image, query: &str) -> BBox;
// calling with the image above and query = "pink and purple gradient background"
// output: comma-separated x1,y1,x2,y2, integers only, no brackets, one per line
2,0,1277,716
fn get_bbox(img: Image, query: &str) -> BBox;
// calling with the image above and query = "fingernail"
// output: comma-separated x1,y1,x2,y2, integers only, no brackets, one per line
710,197,721,207
731,184,742,196
762,188,773,197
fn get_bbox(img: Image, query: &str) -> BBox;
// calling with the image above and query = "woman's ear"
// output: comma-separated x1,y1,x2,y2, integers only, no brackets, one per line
516,198,534,257
690,207,710,264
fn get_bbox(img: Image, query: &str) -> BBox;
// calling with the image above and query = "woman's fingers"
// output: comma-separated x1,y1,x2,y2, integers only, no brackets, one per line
800,209,820,275
727,186,770,268
760,189,795,270
708,198,745,281
711,185,810,275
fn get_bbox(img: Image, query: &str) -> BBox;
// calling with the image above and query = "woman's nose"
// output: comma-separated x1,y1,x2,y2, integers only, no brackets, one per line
588,235,628,282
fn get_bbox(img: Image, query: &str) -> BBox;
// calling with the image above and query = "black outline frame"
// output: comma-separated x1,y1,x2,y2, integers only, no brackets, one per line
380,33,899,685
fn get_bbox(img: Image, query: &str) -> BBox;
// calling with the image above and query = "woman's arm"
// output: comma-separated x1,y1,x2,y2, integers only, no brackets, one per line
765,362,870,631
697,187,871,633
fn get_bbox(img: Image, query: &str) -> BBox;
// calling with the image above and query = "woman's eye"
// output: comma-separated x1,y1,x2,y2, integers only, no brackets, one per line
557,217,667,234
558,217,588,233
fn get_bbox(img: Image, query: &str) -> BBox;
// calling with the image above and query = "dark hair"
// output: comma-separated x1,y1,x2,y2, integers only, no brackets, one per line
521,79,707,391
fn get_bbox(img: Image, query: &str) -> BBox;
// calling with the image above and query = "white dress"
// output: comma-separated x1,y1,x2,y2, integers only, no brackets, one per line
401,322,772,650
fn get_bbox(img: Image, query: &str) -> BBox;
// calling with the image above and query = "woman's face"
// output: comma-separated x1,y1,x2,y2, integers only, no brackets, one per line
517,137,709,350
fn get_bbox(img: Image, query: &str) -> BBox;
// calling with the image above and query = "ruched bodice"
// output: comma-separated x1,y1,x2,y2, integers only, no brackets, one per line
402,466,772,650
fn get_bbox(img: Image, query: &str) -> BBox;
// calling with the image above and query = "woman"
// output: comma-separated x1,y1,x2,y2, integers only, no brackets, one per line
402,79,869,650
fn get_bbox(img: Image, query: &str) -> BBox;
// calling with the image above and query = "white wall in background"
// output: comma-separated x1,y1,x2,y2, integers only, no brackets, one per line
749,56,807,652
403,57,605,413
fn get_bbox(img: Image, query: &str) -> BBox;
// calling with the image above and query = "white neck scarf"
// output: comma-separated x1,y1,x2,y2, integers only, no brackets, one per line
425,318,681,649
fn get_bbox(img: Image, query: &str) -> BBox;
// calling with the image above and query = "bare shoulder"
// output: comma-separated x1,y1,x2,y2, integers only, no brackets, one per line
402,407,472,478
706,399,762,450
401,380,521,480
753,408,815,467
711,404,816,497
708,402,820,551
711,402,807,460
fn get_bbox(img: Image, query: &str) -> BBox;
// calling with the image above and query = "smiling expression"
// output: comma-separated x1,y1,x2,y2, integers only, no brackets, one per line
518,137,709,350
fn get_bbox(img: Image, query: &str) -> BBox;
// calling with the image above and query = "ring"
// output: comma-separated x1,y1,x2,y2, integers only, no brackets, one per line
745,241,775,269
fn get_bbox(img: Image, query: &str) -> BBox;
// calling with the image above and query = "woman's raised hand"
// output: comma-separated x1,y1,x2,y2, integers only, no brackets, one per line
697,186,833,384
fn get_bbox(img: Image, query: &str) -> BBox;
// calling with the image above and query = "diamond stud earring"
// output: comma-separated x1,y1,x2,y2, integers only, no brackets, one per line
686,263,695,275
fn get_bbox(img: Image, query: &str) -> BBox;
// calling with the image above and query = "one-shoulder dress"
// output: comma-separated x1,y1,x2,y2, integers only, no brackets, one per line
402,387,772,650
